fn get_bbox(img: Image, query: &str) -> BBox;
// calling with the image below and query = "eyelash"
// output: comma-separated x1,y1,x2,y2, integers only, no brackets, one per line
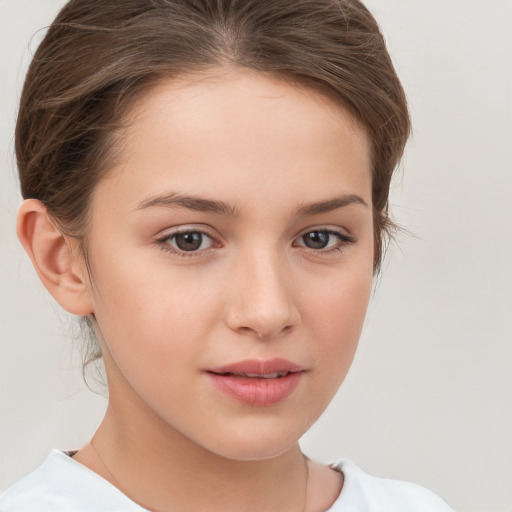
156,229,218,258
293,229,355,255
156,228,355,258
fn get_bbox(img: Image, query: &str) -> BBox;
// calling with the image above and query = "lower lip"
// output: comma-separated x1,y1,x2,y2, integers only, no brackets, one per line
206,372,303,406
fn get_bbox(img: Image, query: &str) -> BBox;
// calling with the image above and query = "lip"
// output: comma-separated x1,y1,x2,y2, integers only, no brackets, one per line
208,358,304,376
205,358,305,406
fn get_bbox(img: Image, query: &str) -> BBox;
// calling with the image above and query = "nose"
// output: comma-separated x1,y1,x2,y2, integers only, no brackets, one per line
225,249,300,340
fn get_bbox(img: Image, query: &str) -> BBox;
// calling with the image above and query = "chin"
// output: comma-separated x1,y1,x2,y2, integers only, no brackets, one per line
212,439,298,462
198,419,308,462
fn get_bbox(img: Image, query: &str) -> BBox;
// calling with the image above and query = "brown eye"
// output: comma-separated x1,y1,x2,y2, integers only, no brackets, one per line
170,231,212,252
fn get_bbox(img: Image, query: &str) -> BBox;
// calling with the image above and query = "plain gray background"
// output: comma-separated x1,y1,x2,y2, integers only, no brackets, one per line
1,1,511,511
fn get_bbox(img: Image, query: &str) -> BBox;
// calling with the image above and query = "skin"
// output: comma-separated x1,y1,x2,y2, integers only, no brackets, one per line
18,68,374,512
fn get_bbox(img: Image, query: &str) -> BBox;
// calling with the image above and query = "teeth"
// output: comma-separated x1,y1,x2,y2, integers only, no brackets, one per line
263,372,287,379
231,371,289,379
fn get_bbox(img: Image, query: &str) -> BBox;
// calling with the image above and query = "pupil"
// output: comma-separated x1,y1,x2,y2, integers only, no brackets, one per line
304,231,329,249
175,232,202,251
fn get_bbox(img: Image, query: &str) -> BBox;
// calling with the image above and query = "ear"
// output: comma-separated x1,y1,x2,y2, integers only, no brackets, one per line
17,199,93,316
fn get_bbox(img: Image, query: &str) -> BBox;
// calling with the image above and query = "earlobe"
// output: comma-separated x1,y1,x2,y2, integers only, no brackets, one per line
16,199,93,316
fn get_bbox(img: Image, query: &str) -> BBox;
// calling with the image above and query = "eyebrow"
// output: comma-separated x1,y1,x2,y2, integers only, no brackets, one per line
135,192,242,217
294,194,368,216
135,192,367,217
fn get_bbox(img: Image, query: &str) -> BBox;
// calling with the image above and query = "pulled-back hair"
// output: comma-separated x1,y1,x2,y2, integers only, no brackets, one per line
16,0,410,374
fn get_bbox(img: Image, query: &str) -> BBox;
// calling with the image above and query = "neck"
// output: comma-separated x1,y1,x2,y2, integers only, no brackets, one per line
85,399,309,512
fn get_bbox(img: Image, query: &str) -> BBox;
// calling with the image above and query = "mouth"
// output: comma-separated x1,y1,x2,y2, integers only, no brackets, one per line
205,358,305,406
207,357,304,377
208,370,293,379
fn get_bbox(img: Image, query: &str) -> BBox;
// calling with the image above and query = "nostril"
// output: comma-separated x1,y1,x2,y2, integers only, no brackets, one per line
254,323,294,340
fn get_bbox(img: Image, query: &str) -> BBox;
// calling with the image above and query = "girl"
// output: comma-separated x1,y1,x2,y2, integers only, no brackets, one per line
1,1,454,510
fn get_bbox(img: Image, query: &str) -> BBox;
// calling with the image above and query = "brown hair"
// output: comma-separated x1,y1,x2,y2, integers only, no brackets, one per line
16,0,410,373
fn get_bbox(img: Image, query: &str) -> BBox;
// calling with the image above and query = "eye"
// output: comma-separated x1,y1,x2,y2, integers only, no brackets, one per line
294,229,354,252
159,229,215,254
301,230,333,249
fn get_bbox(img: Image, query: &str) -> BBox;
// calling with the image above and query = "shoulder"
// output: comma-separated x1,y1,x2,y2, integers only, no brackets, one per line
329,459,454,512
0,451,144,512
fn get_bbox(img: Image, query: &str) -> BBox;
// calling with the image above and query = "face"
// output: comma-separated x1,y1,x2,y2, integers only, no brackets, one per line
84,69,374,460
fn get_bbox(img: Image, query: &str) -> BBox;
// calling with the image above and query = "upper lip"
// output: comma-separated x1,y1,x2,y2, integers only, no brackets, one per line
207,358,304,376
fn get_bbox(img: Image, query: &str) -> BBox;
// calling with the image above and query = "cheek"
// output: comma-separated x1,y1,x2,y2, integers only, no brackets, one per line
323,271,371,335
89,264,219,418
302,263,373,388
88,254,220,367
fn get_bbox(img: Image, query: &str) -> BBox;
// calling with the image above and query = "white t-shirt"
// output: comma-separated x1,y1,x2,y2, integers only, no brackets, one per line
0,450,453,511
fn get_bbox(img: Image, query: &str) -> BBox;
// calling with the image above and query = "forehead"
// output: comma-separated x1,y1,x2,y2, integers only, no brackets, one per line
127,69,369,147
96,68,372,212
